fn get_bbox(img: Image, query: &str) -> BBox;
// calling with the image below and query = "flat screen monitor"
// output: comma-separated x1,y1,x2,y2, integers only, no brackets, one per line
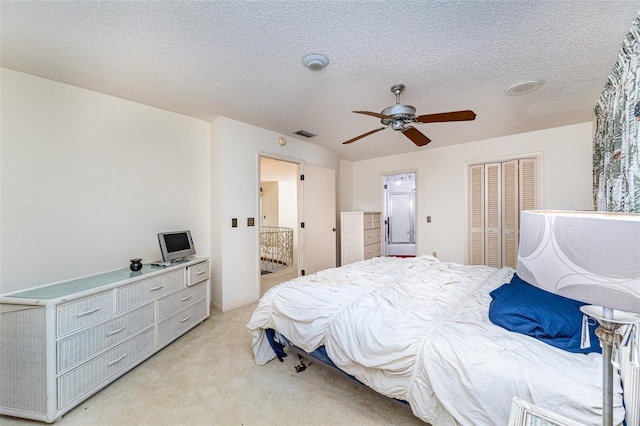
158,230,196,263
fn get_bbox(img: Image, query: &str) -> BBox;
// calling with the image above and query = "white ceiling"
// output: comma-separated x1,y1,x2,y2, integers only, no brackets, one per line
1,1,638,162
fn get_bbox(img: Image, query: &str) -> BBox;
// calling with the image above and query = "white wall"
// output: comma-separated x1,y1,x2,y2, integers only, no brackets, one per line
278,181,298,231
1,67,594,310
260,181,279,226
0,69,211,293
351,122,594,264
339,158,354,212
210,117,339,311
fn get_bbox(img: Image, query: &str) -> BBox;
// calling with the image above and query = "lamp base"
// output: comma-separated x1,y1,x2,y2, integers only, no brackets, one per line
580,305,640,426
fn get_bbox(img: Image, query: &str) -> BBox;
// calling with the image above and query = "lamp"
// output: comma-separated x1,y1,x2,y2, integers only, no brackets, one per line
516,211,640,426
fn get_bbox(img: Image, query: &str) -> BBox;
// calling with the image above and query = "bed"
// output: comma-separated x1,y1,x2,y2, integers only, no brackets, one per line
247,211,639,425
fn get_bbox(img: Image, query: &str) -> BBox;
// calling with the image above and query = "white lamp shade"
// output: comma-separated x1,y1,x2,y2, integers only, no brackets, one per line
516,210,640,314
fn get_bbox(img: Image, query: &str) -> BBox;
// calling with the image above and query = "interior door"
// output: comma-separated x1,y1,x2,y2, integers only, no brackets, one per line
468,158,538,268
388,192,414,244
301,163,336,275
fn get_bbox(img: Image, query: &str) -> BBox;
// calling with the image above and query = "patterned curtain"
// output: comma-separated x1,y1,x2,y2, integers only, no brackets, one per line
593,14,640,213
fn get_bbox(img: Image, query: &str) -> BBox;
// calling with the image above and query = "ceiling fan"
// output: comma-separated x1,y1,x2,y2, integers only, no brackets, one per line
343,84,476,147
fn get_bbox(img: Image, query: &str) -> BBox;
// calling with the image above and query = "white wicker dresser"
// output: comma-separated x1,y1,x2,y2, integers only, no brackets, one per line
0,257,210,423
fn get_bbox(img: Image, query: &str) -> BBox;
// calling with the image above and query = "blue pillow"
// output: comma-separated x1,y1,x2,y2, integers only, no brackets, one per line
489,274,601,354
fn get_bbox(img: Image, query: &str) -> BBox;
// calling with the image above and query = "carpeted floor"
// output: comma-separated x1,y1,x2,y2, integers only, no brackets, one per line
1,303,426,426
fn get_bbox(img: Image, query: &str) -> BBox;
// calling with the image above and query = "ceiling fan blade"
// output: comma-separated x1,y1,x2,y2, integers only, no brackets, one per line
353,110,392,120
415,110,476,123
402,126,431,147
342,127,386,144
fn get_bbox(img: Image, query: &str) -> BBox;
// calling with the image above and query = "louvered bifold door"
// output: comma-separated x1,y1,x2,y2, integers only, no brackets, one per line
484,163,502,268
519,158,537,211
502,160,519,268
469,165,485,265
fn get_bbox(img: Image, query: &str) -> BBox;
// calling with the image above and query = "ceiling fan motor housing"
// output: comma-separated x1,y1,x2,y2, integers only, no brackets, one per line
381,104,417,129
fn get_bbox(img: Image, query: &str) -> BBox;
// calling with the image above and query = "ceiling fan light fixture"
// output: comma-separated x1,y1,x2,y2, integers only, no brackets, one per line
392,119,405,131
302,54,329,71
503,79,545,96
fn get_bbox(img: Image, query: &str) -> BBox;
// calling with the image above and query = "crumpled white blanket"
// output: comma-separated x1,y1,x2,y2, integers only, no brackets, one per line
247,256,624,425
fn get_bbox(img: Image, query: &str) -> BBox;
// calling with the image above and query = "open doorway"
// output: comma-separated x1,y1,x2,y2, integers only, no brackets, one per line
383,172,417,257
259,156,299,294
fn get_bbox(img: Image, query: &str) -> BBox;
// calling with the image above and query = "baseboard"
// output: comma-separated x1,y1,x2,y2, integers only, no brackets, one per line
216,295,259,313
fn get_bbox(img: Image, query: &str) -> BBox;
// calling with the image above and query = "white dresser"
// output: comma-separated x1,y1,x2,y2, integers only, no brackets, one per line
340,212,382,265
0,257,210,423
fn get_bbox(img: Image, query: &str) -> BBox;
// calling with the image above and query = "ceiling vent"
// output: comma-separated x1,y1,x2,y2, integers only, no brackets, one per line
294,130,316,138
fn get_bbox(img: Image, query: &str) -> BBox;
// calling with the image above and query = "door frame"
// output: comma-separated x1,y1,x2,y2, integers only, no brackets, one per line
257,152,303,282
381,169,418,257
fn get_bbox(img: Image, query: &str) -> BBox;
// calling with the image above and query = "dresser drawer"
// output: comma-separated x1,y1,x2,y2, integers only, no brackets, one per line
363,213,381,230
364,244,381,260
364,228,381,245
157,281,207,321
117,269,184,312
187,261,210,286
57,327,154,409
372,214,381,228
363,214,374,229
157,299,208,346
57,292,115,337
57,303,154,374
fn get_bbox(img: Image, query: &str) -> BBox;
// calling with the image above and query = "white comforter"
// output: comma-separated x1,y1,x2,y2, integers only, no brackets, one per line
247,256,624,425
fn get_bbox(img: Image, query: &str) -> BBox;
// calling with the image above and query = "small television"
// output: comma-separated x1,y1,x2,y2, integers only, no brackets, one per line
158,230,196,264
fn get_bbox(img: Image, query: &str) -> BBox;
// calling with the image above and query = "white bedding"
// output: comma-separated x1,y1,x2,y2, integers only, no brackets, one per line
247,256,624,425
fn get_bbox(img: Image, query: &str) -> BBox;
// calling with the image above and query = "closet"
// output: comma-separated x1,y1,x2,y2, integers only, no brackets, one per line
468,158,537,268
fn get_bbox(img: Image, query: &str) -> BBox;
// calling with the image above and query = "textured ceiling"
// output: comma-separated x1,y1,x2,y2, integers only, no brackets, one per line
1,1,639,161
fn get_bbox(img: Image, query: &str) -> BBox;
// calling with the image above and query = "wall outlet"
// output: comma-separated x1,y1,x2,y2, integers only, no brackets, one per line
432,251,437,258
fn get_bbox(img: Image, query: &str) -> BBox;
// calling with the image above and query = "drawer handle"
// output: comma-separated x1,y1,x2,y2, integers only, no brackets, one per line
76,307,101,317
180,315,192,323
195,270,206,275
180,295,192,302
107,354,127,367
106,326,126,337
149,285,164,292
